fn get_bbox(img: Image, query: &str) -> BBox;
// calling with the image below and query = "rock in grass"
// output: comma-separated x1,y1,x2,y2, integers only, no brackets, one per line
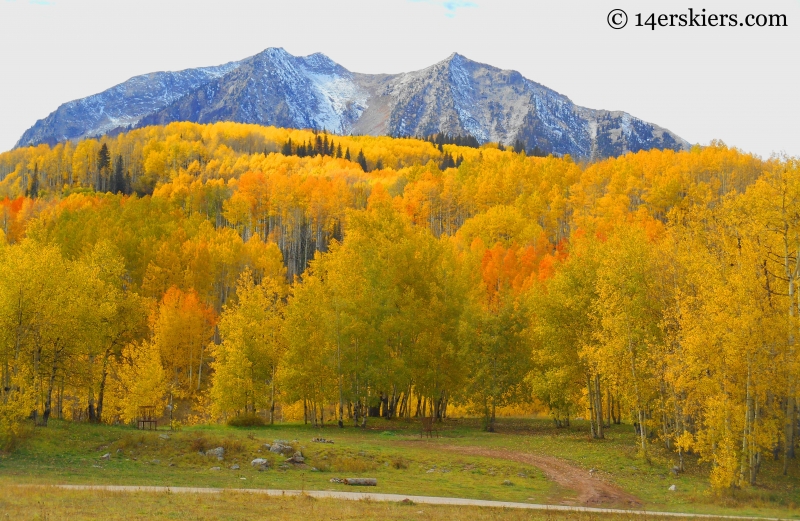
159,434,170,440
206,447,224,459
230,464,240,470
269,443,293,455
502,480,514,486
669,484,677,491
210,466,221,471
286,451,305,464
101,453,110,460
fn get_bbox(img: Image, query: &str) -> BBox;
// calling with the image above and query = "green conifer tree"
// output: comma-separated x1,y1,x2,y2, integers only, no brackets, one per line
356,150,368,171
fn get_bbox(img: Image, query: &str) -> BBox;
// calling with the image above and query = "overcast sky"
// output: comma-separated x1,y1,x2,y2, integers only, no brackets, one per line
1,0,798,158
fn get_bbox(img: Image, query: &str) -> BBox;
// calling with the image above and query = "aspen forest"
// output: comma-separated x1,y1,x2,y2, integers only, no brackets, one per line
1,121,799,491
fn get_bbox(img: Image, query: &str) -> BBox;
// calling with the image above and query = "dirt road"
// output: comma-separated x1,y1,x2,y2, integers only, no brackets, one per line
440,445,641,506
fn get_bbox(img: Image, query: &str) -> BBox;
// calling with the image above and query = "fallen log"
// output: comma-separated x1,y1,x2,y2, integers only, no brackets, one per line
343,478,377,486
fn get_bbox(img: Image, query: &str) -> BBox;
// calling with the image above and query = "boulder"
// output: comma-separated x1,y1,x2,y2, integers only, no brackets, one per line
669,484,677,491
230,464,240,470
269,443,293,455
210,466,221,471
206,447,224,459
101,453,111,460
251,458,268,466
159,434,170,440
286,451,305,464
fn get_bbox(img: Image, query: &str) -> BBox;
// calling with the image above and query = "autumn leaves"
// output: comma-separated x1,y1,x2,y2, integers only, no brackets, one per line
0,122,798,490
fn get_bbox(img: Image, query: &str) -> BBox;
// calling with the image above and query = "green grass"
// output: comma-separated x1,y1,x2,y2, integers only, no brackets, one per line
0,486,723,521
1,417,798,519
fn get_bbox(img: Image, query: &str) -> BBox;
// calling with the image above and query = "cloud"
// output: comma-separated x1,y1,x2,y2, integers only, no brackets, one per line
408,0,477,18
28,0,54,4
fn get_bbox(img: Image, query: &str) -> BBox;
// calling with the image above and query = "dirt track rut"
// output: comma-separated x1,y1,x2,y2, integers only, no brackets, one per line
439,445,641,506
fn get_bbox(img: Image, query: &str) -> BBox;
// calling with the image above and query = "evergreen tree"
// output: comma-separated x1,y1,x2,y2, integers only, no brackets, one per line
356,150,368,172
281,138,293,156
530,146,547,157
98,143,110,171
97,143,111,192
439,152,455,170
344,148,351,161
336,144,343,158
27,164,39,198
375,158,384,170
111,155,125,194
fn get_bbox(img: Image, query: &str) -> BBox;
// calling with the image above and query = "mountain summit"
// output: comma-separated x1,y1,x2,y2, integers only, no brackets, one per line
16,48,688,158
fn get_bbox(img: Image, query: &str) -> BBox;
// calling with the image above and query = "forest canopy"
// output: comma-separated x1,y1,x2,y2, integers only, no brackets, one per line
0,121,797,490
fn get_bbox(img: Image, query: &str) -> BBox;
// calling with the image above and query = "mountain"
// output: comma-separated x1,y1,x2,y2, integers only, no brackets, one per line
16,48,688,159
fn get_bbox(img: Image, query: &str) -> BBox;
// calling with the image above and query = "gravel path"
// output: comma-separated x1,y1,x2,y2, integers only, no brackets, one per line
20,484,788,520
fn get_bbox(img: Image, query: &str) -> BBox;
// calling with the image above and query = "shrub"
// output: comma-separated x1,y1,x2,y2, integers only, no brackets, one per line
330,455,378,473
391,457,409,470
190,437,208,453
227,414,264,427
221,438,245,454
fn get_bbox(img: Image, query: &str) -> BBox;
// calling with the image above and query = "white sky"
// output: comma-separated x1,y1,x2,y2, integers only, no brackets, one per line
1,0,798,158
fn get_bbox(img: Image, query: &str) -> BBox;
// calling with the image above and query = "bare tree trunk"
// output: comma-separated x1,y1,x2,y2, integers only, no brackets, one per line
784,395,796,474
270,366,276,425
96,348,112,423
42,354,59,426
594,373,604,439
587,374,596,438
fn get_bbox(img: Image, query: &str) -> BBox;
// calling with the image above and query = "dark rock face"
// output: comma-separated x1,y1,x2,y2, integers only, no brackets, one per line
16,49,688,159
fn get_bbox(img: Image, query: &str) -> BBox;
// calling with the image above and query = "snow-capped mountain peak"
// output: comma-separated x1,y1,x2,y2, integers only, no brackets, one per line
16,49,688,159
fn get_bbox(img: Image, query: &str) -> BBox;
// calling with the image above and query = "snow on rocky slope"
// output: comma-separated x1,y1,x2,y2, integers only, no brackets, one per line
16,48,688,159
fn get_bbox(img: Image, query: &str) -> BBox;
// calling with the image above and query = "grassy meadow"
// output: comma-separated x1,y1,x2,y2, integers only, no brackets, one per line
0,417,797,520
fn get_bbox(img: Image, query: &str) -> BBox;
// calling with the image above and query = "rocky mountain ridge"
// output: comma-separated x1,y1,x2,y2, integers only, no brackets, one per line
16,48,688,158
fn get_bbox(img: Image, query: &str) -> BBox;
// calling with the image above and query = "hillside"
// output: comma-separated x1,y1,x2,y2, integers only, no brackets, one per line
1,123,797,496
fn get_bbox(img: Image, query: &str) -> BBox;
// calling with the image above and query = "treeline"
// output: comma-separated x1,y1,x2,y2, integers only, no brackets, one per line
0,122,796,490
